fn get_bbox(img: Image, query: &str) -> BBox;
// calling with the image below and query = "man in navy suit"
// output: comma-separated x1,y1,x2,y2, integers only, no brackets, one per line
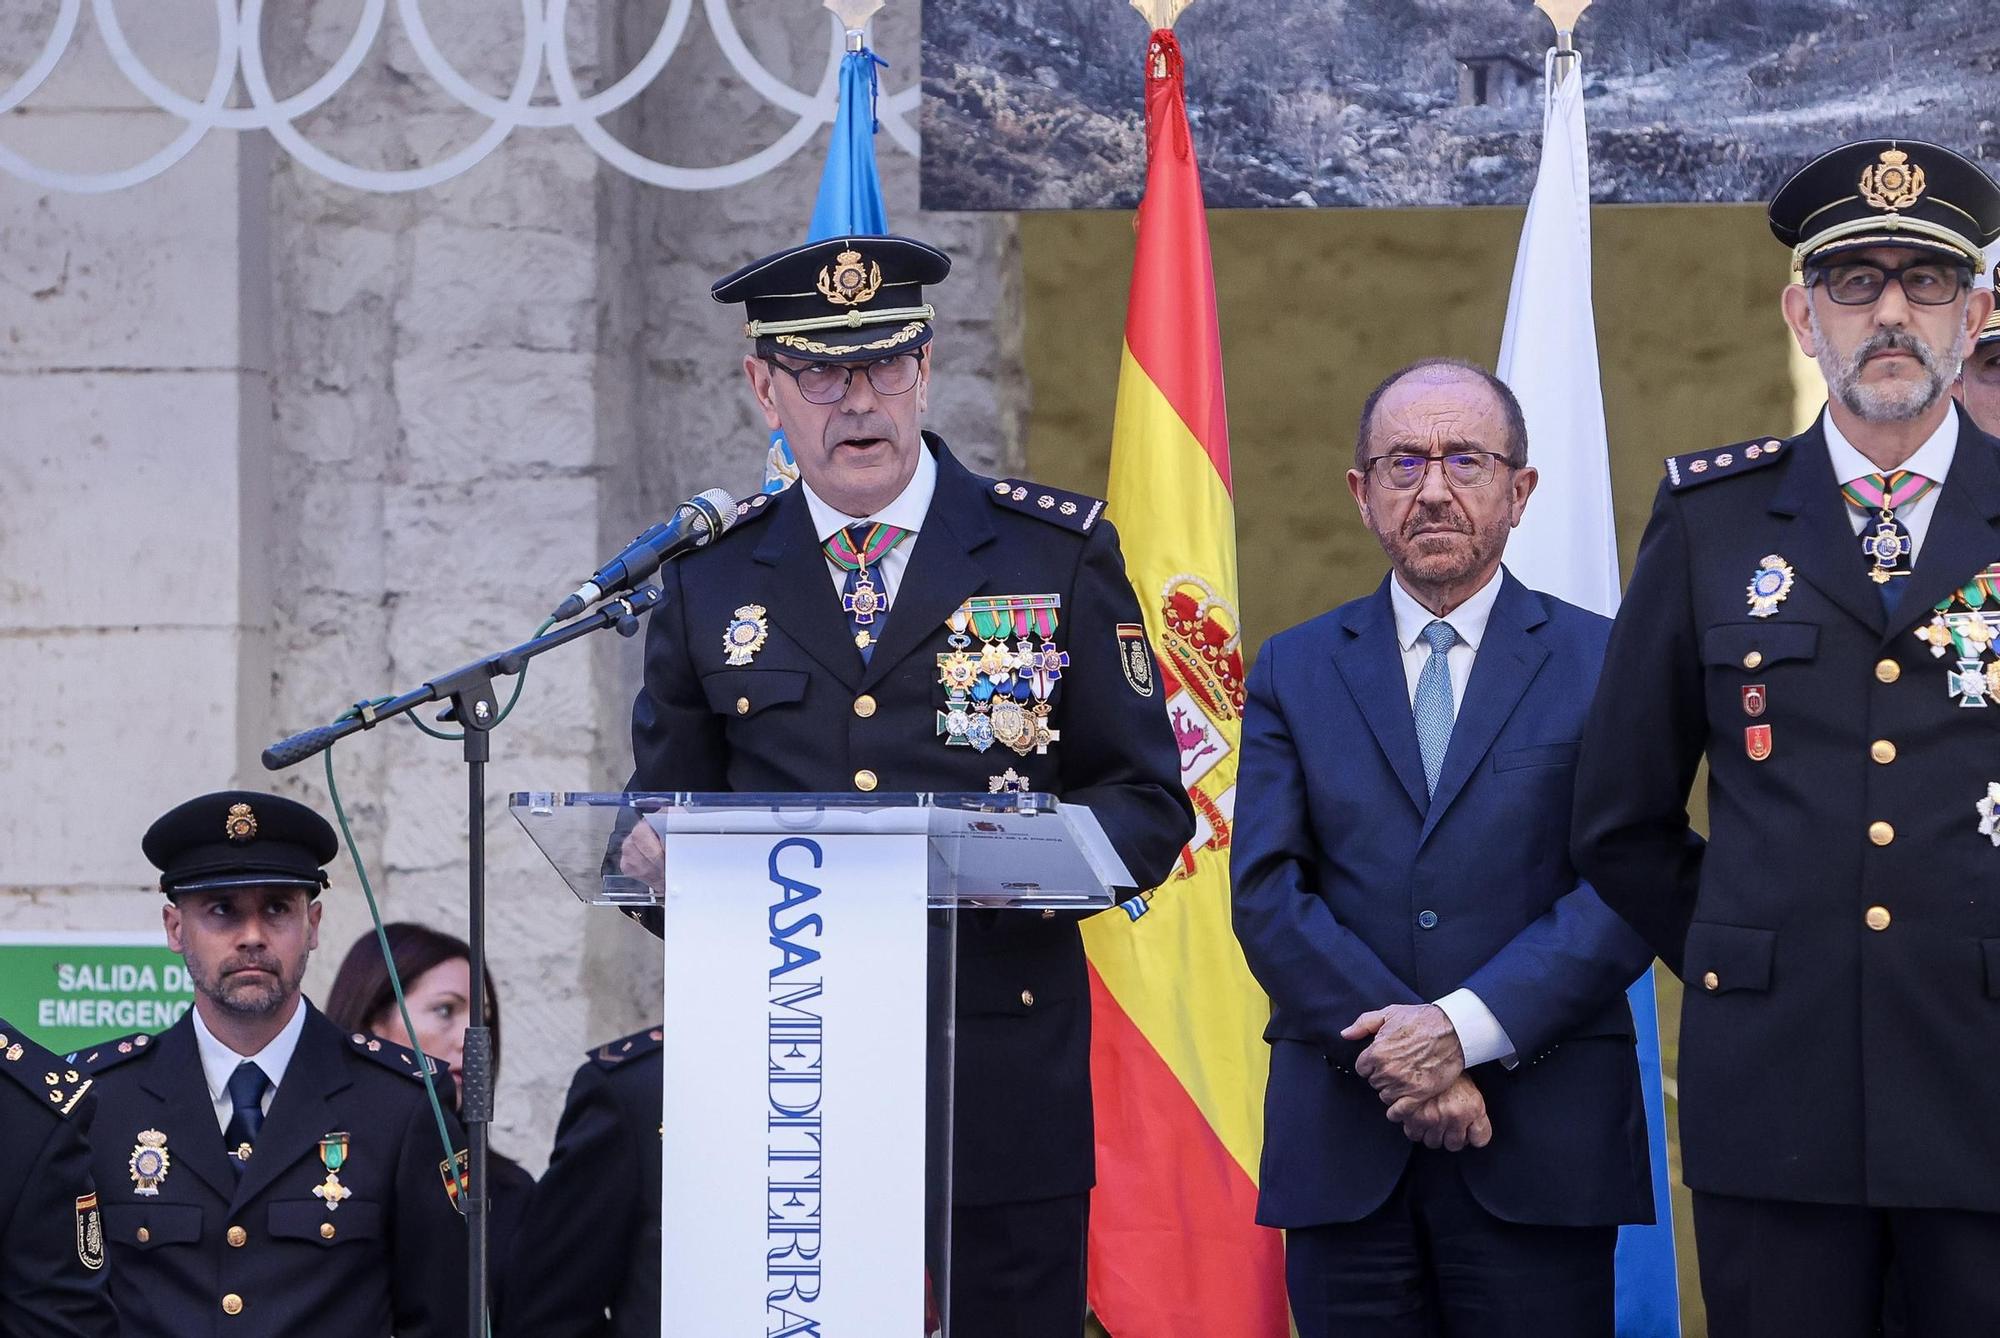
1232,359,1655,1338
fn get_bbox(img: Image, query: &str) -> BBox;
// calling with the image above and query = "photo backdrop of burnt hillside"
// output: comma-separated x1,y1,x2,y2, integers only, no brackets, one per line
920,0,2000,209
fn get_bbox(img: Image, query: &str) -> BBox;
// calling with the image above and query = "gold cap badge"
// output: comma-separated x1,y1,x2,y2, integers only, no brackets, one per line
1858,148,1926,211
816,249,882,307
224,802,258,843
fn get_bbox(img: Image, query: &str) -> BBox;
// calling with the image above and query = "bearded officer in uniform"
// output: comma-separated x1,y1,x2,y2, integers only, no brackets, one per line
1573,138,2000,1338
608,234,1193,1336
78,791,469,1338
0,1018,116,1338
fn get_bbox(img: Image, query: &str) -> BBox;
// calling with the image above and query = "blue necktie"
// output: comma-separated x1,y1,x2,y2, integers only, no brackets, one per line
1414,620,1459,797
223,1061,269,1172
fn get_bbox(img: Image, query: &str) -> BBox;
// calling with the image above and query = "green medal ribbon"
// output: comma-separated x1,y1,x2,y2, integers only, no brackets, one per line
319,1133,348,1173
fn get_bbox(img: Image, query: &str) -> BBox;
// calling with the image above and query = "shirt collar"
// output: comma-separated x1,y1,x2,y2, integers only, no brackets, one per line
801,443,938,544
1389,564,1505,654
1822,403,1959,486
192,995,308,1102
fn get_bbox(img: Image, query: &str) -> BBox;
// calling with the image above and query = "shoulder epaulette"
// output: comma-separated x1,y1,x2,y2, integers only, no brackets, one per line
69,1029,157,1078
342,1029,447,1081
589,1025,665,1070
2,1022,95,1117
1665,436,1790,491
986,478,1106,534
720,489,782,535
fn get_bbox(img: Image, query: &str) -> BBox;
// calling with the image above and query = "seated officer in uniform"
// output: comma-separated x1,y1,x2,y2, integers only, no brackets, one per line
1956,309,2000,432
1574,138,2000,1338
77,790,469,1338
0,1016,115,1338
500,1024,662,1338
611,234,1193,1337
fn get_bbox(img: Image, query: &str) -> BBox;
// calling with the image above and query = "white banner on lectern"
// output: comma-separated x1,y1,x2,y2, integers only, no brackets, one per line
658,830,930,1336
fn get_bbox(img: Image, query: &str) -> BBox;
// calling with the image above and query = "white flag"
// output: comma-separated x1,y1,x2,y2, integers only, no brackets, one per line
1497,56,1619,618
1494,52,1684,1337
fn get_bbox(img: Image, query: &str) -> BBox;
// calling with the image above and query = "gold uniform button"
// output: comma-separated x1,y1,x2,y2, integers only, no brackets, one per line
853,694,877,719
735,697,749,716
226,1226,247,1247
1701,971,1720,992
1868,821,1895,846
1741,651,1764,670
222,1294,244,1316
1875,658,1901,684
1020,989,1036,1007
1865,906,1892,932
136,1227,150,1244
320,1222,337,1240
853,769,877,792
1870,739,1897,765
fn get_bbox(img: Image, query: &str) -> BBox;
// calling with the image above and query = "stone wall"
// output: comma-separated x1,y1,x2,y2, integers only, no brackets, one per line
0,0,1022,1169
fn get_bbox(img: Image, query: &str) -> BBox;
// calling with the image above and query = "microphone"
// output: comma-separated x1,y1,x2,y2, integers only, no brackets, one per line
552,488,738,621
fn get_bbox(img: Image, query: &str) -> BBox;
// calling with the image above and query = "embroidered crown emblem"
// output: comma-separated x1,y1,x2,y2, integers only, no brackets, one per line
1156,575,1247,722
224,802,258,843
816,249,882,307
1858,147,1925,210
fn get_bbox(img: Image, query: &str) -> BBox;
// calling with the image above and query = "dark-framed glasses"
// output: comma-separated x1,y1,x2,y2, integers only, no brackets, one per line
1808,260,1972,307
1364,450,1512,491
765,353,921,405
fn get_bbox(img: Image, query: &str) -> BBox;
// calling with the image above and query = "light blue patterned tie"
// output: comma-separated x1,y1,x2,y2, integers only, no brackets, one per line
1414,619,1459,797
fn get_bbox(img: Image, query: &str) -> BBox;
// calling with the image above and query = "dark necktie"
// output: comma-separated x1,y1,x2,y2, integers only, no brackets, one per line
823,522,913,665
1842,470,1936,613
223,1061,270,1172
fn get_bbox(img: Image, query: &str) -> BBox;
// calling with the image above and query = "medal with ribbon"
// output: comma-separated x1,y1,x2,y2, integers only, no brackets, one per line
937,595,1063,757
1916,563,2000,707
1843,470,1937,585
824,524,912,659
312,1132,353,1208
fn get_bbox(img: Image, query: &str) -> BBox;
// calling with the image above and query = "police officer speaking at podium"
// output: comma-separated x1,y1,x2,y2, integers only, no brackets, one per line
611,233,1193,1337
77,790,470,1338
1574,139,2000,1338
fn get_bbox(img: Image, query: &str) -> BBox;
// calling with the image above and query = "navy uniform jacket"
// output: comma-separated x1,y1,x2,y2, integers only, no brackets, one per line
0,1019,116,1338
499,1028,662,1338
1232,573,1655,1228
1574,410,2000,1211
627,435,1193,1205
78,1005,469,1338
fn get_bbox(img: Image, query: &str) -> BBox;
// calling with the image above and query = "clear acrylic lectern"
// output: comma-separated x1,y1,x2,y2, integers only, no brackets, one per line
508,791,1127,1338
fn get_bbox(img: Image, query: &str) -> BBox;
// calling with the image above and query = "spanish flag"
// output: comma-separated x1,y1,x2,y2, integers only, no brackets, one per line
1080,16,1287,1336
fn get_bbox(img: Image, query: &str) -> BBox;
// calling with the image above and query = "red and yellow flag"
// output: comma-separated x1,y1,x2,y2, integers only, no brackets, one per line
1082,22,1287,1337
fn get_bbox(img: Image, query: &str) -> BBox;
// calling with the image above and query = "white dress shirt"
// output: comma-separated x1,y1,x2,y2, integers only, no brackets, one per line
1386,565,1517,1069
1823,406,1958,556
799,445,938,604
191,996,307,1135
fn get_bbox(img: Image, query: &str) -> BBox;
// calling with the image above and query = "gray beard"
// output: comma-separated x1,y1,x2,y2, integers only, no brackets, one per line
1810,304,1960,423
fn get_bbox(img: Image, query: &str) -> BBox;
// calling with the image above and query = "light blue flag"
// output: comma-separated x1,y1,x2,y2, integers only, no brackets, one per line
762,40,891,494
1495,51,1682,1336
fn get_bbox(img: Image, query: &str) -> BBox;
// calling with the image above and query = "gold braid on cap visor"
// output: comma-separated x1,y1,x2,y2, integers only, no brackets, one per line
745,304,936,338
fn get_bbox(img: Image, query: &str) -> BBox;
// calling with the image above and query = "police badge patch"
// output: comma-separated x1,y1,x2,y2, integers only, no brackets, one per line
1116,624,1155,697
75,1192,104,1270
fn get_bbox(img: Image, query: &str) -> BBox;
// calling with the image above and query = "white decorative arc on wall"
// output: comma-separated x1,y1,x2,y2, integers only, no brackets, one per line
0,0,918,194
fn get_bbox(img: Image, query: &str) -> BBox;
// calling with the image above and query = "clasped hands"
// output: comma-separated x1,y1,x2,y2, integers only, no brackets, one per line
1342,1003,1493,1152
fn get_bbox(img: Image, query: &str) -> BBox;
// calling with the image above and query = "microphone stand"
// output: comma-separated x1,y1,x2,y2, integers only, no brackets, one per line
261,585,663,1338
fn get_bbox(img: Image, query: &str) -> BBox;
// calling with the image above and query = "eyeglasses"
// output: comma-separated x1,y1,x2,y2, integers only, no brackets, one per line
764,353,921,405
1807,260,1972,307
1363,451,1513,491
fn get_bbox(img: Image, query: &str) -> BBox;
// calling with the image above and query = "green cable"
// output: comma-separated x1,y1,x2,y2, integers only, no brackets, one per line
314,617,555,1336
